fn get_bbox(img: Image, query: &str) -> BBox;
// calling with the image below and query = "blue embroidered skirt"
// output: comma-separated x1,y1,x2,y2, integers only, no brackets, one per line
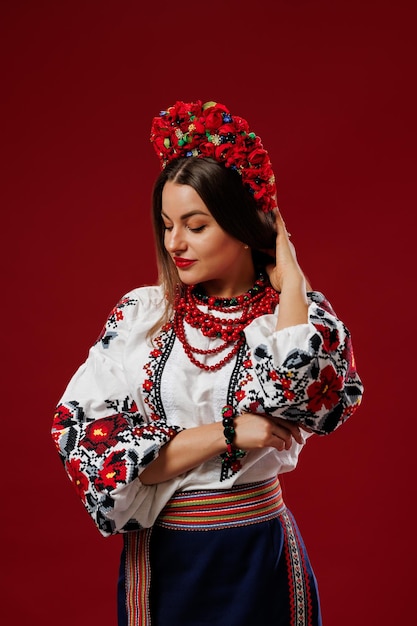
118,477,322,626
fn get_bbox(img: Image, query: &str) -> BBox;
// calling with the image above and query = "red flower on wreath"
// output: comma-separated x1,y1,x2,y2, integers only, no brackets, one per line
205,104,229,129
81,415,126,456
307,365,343,413
150,100,277,214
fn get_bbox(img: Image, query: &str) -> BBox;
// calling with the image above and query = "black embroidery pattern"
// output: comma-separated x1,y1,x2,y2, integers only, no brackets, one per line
247,293,363,434
52,396,181,536
142,326,176,422
95,296,138,349
52,289,363,535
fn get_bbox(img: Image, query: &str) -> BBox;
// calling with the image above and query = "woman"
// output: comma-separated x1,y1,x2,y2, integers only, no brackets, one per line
52,100,364,626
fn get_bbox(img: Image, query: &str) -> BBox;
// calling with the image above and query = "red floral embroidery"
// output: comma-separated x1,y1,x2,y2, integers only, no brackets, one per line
142,331,172,418
269,370,279,381
96,451,127,490
81,415,126,456
307,365,343,412
133,424,178,438
341,403,359,422
235,390,246,401
315,324,340,353
51,431,61,449
283,389,295,400
95,296,137,344
53,405,73,429
66,458,89,502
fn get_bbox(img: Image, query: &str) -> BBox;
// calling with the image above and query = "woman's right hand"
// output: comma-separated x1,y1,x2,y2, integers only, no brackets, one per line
140,413,306,486
234,412,305,452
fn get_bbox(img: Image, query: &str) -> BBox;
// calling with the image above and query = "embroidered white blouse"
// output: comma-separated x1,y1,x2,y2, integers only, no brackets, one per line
52,285,363,537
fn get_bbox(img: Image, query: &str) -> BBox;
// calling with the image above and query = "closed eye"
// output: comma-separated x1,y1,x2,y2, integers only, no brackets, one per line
188,225,206,233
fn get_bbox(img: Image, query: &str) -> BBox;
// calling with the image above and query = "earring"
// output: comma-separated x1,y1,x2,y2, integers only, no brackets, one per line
244,244,249,249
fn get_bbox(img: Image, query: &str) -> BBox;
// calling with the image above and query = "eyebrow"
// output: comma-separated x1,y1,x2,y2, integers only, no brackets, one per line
161,210,210,221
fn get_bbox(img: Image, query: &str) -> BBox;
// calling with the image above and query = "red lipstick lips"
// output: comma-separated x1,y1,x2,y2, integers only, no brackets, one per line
174,257,196,268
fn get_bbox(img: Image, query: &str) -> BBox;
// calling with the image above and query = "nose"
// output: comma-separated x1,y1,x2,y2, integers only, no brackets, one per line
164,226,187,253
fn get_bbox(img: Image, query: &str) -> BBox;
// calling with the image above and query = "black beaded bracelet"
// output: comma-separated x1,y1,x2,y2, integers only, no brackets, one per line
220,404,245,481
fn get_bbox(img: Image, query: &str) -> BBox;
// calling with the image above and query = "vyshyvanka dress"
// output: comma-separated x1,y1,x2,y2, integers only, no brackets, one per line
52,285,363,626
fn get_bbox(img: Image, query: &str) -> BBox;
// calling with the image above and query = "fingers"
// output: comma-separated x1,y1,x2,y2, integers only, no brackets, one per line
234,413,305,452
269,420,303,450
273,418,304,446
272,427,293,451
274,210,291,240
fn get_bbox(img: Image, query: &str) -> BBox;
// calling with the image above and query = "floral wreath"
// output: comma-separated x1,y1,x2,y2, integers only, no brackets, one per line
150,100,277,214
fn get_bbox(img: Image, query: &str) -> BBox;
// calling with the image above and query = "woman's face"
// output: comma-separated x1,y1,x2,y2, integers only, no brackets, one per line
161,181,255,297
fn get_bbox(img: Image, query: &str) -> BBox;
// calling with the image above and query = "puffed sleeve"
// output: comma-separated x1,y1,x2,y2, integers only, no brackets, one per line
243,291,364,434
51,291,184,537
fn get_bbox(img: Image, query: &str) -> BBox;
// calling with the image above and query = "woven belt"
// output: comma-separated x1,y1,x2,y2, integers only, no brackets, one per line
155,476,285,531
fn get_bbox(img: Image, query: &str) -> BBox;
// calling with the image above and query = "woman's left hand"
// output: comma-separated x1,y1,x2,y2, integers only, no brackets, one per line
264,209,307,293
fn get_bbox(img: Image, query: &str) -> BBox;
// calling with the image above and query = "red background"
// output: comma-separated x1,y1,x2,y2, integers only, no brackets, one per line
2,1,416,624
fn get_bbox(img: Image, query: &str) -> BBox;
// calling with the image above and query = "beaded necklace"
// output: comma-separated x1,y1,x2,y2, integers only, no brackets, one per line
173,274,279,372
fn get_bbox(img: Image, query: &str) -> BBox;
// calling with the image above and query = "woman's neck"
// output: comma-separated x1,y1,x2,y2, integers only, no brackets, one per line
198,270,258,299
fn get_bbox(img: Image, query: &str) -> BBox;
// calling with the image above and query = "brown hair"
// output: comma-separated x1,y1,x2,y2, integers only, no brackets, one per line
150,157,277,333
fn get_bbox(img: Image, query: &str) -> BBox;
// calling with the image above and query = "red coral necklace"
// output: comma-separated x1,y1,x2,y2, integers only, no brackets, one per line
173,274,279,371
